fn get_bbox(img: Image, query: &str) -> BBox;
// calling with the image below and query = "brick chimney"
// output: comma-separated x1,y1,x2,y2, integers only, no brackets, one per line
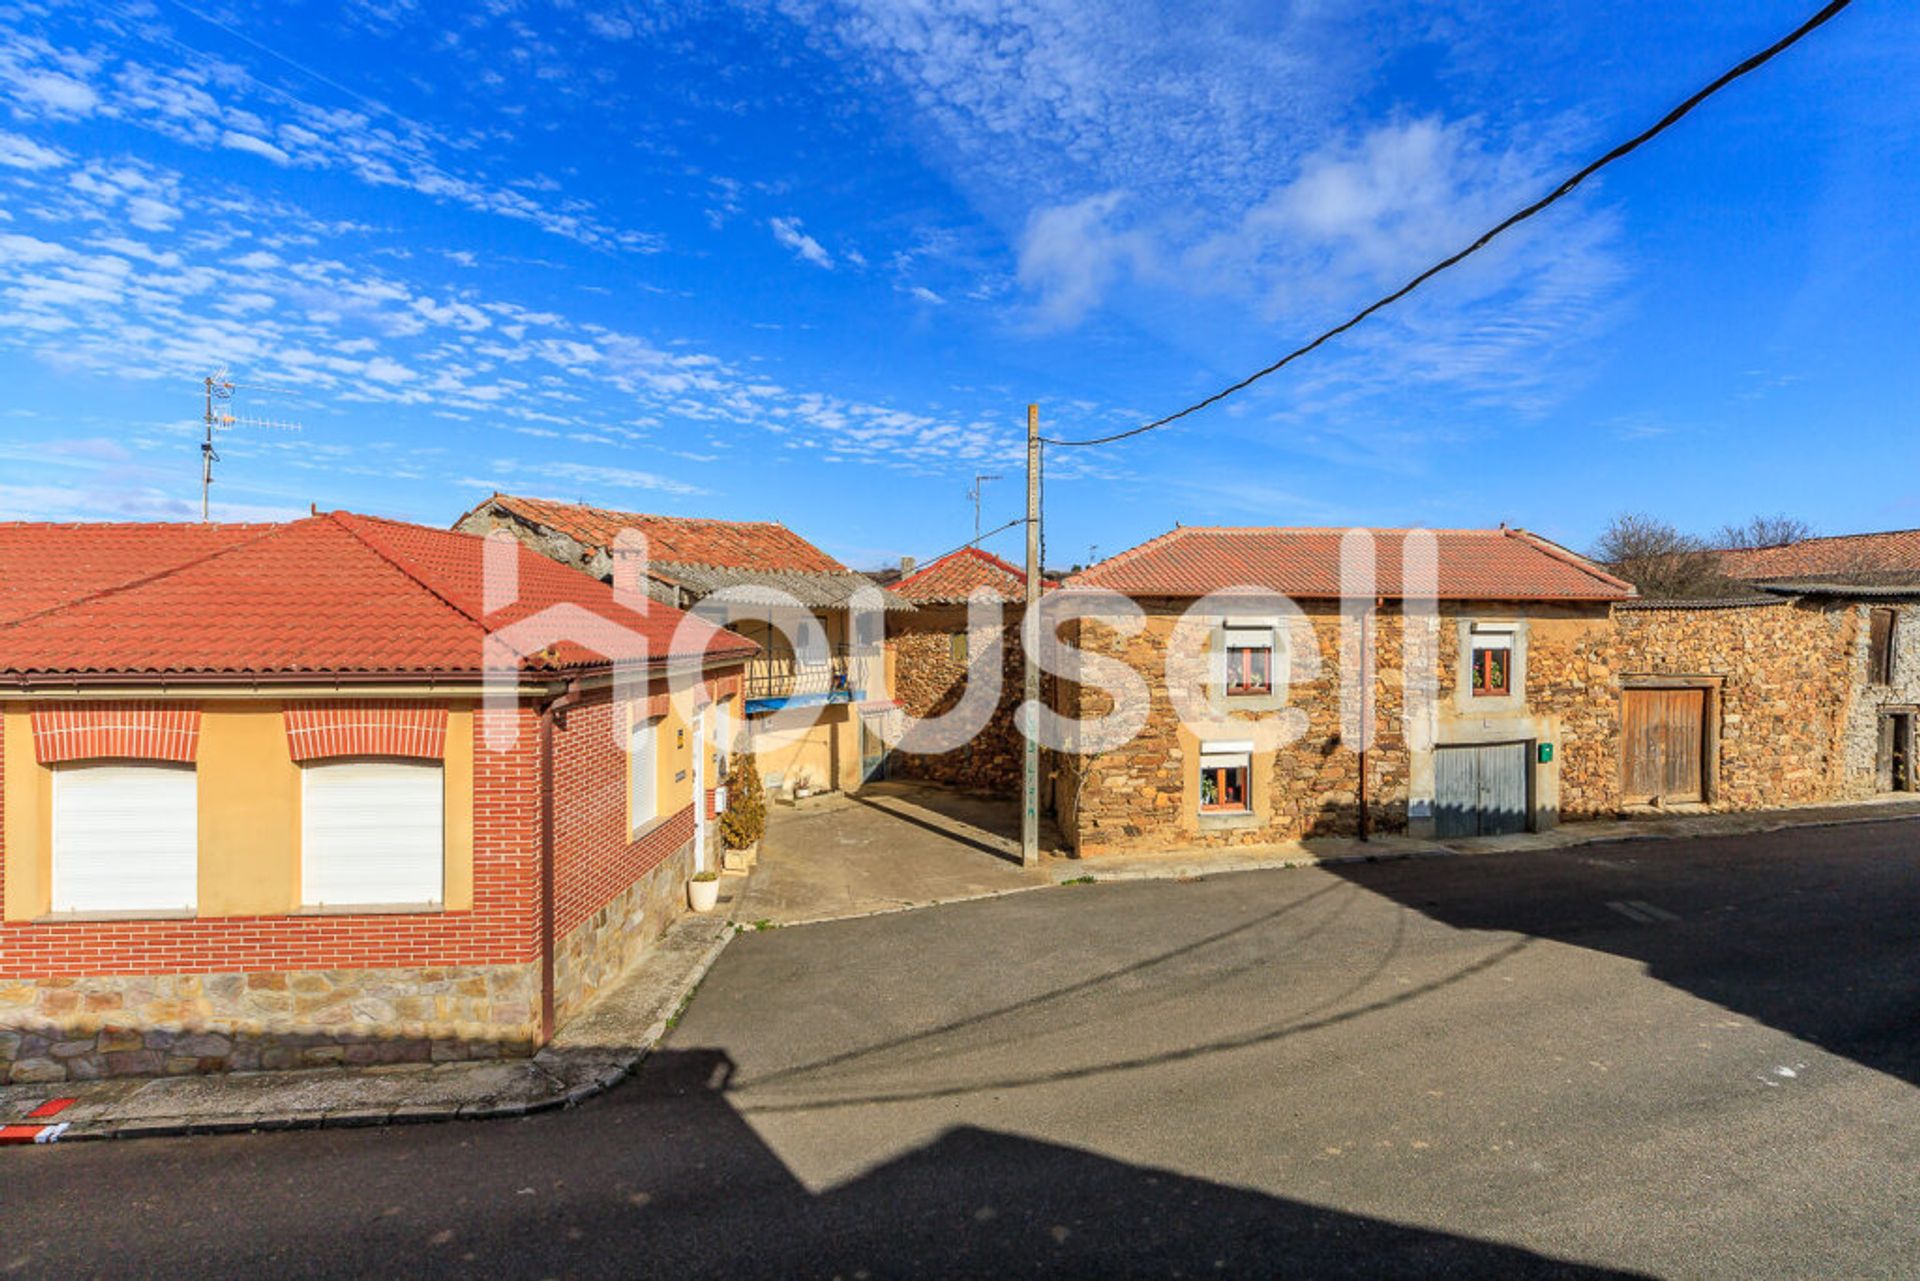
900,556,916,576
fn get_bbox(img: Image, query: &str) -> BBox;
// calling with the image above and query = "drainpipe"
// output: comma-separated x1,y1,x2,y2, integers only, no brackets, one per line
1357,603,1376,842
537,677,585,1046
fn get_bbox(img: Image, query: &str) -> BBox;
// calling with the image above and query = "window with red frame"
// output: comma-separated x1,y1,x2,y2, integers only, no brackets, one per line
1471,644,1511,697
1199,747,1252,812
1222,624,1276,696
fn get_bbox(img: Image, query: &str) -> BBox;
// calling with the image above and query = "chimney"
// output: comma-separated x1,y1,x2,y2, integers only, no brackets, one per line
900,556,917,576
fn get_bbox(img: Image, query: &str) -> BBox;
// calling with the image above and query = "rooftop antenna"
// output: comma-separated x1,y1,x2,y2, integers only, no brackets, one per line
200,368,301,521
967,473,1002,547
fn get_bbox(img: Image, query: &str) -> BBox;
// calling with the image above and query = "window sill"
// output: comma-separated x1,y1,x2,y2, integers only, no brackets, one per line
295,902,444,917
630,815,672,843
1198,811,1261,830
34,908,197,924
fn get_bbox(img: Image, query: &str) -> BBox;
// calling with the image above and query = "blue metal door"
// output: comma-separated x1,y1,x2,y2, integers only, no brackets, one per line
1434,743,1529,838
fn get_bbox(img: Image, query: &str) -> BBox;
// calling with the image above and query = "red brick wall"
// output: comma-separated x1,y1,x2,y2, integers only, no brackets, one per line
0,703,543,980
550,685,695,941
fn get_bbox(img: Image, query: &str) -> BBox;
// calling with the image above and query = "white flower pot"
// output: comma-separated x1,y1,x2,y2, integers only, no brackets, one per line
688,877,720,913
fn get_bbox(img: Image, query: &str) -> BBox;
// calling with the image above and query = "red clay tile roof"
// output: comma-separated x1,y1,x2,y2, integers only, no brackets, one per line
0,513,755,682
1711,529,1920,581
0,521,273,624
471,494,849,573
895,547,1057,604
1069,526,1632,602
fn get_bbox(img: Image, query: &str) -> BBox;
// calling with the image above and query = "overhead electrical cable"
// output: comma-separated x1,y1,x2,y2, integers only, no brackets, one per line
1041,0,1854,448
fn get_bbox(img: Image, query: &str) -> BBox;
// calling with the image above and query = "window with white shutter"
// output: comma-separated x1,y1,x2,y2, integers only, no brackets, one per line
52,763,198,914
301,759,444,908
631,717,660,832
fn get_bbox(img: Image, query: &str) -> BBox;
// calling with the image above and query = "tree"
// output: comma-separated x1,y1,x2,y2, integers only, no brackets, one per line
1591,513,1743,599
1714,514,1816,550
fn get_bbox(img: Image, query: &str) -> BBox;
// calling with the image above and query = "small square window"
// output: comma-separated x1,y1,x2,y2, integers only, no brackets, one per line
1199,748,1252,813
1471,645,1511,697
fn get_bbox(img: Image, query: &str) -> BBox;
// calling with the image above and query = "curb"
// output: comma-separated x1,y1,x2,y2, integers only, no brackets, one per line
1043,805,1920,886
32,921,737,1145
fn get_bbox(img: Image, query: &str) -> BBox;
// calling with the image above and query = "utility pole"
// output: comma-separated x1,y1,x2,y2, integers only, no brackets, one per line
968,473,1001,546
1022,404,1040,867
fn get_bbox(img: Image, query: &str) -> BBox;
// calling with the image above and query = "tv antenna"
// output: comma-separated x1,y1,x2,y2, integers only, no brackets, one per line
200,369,301,521
967,473,1002,546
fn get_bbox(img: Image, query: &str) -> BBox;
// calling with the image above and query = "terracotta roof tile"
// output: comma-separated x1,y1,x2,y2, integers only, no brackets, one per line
1711,529,1920,581
0,521,273,624
0,513,754,681
1069,526,1632,602
474,493,849,573
895,547,1057,604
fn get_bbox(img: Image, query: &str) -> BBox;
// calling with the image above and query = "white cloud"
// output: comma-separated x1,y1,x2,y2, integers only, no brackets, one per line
220,130,292,165
770,216,833,269
1016,191,1151,328
905,285,945,305
0,130,67,169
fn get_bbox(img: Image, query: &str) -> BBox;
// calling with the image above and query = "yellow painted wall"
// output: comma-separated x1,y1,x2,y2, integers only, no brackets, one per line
2,705,50,921
2,701,476,921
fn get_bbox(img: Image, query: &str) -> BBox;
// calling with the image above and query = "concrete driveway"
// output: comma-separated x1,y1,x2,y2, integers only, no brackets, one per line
732,781,1053,924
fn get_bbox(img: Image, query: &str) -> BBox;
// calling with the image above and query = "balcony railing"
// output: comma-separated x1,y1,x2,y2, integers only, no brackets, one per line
743,644,878,709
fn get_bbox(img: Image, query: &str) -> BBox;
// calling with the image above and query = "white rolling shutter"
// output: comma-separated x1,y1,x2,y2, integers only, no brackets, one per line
301,760,444,907
52,763,198,913
630,718,658,831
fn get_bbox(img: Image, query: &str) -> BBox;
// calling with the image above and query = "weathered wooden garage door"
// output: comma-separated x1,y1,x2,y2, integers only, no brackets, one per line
1621,688,1707,805
1434,742,1530,839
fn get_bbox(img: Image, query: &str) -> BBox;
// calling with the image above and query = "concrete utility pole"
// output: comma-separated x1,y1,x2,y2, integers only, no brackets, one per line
1022,404,1041,867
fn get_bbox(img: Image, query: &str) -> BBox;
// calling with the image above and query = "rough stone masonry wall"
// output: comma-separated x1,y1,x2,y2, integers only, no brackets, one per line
887,604,1031,795
1060,601,1618,856
1836,602,1920,796
1,705,544,1084
1609,600,1856,809
1062,602,1406,855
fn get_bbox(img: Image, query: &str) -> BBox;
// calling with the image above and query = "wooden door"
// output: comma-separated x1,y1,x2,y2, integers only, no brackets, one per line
1622,688,1706,804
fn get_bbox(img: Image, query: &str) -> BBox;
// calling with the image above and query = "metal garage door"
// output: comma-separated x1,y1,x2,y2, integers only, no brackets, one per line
1434,742,1530,839
1621,688,1706,805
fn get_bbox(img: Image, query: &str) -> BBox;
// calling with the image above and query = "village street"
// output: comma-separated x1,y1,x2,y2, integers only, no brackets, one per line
3,818,1915,1278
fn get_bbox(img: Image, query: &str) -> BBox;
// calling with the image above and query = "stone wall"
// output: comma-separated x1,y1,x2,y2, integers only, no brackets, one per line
553,832,696,1024
1,963,537,1083
1057,599,1634,856
886,603,1031,795
1610,599,1856,808
1838,601,1920,796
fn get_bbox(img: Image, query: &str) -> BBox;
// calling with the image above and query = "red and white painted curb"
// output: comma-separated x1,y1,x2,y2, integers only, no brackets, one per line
0,1097,75,1144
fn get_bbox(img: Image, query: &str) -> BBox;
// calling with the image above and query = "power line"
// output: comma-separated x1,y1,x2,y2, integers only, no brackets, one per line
905,518,1030,577
1042,0,1853,449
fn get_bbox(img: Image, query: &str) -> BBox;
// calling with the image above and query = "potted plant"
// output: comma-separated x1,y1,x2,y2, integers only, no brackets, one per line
688,870,721,913
719,751,766,869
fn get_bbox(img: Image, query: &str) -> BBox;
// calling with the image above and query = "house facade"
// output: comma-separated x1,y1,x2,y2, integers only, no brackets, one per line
1,513,752,1084
1052,527,1633,856
456,494,904,797
885,547,1053,795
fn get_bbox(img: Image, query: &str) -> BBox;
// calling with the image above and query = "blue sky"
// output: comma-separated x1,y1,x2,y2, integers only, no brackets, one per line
0,0,1913,571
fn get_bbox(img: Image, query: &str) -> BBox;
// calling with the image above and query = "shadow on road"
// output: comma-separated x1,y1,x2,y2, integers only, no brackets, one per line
1323,818,1920,1087
592,1048,1642,1279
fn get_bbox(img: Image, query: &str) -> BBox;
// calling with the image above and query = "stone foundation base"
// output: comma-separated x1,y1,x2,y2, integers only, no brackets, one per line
1,963,538,1083
554,836,696,1024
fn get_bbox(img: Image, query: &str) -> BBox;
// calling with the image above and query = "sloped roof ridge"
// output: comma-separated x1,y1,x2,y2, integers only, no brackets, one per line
327,511,493,636
897,544,1022,589
1733,526,1920,554
1069,525,1190,583
1504,527,1637,594
0,520,289,634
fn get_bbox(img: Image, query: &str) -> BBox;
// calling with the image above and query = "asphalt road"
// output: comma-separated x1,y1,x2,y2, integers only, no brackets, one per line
4,820,1918,1278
